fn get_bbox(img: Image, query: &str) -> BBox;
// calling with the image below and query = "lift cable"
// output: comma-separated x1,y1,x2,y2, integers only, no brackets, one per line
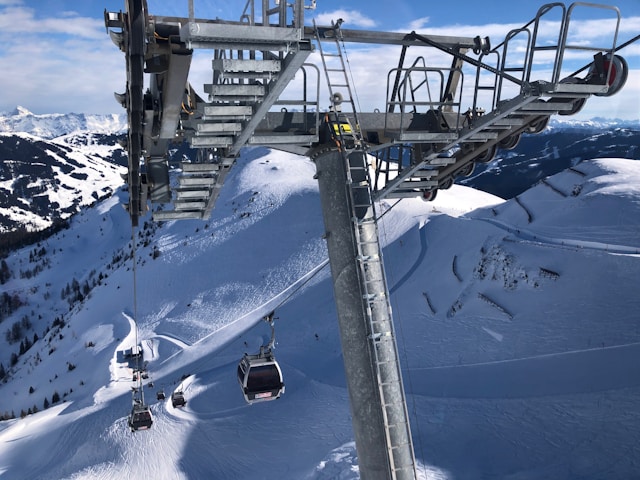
336,26,363,118
215,259,331,358
377,202,428,479
271,258,330,315
130,225,145,405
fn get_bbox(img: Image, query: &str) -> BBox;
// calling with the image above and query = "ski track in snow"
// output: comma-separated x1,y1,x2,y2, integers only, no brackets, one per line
410,341,640,398
479,217,640,255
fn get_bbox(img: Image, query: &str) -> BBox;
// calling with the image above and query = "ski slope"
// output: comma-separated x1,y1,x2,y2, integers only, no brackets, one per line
0,148,639,479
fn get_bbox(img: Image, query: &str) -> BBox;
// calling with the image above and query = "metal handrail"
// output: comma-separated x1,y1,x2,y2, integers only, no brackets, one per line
385,65,464,136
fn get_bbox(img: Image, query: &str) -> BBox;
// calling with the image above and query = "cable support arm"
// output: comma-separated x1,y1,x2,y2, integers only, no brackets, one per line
405,31,526,87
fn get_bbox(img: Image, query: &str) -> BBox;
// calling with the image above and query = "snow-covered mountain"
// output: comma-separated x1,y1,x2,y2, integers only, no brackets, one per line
0,107,128,234
0,107,126,140
0,145,638,479
460,118,640,199
0,131,126,234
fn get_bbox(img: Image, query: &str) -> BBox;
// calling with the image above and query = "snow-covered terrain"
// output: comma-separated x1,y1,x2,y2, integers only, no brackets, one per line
0,107,127,232
0,107,126,140
0,147,639,479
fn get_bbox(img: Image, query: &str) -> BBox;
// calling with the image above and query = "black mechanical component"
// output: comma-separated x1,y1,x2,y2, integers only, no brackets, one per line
473,144,498,164
526,116,550,134
498,132,522,150
455,162,475,177
124,0,147,227
421,188,437,202
589,53,629,97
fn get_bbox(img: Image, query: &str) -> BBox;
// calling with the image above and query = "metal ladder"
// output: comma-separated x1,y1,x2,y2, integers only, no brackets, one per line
317,31,418,472
343,145,417,479
314,19,360,122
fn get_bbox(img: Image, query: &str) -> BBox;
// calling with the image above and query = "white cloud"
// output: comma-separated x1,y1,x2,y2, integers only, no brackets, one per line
0,4,123,114
313,9,377,29
0,6,103,39
407,16,430,31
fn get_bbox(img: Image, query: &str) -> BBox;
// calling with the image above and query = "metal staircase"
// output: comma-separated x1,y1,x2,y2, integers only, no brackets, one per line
370,2,627,202
106,0,319,222
152,6,316,221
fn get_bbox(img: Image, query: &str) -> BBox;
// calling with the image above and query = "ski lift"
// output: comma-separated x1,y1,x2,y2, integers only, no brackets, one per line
156,390,165,401
171,390,187,408
237,312,285,404
128,385,153,432
128,401,153,432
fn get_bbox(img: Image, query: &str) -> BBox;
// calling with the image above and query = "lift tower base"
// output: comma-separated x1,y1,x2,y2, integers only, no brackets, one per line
314,148,417,480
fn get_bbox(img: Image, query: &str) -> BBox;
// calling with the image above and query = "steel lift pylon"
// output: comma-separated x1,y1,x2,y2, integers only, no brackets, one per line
105,1,638,478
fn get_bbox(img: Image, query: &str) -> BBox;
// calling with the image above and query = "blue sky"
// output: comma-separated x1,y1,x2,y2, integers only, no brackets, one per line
0,0,638,119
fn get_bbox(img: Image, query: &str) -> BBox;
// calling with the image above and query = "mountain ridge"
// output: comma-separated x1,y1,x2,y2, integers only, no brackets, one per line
0,106,127,140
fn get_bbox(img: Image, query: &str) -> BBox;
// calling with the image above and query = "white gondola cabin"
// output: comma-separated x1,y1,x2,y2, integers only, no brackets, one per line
237,348,285,404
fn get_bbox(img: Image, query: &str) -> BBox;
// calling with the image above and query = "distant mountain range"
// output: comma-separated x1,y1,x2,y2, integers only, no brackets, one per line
461,119,640,198
0,106,127,140
0,106,638,238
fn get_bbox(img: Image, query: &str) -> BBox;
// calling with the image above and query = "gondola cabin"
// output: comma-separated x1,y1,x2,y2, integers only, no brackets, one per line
237,350,285,404
171,390,186,408
128,404,153,432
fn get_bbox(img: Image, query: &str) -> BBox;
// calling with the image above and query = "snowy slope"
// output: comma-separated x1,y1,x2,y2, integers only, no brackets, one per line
0,147,639,479
0,131,126,232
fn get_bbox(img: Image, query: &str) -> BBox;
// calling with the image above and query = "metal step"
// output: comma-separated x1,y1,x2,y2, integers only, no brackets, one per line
180,162,221,173
204,84,265,97
429,157,457,166
212,58,281,74
178,176,217,187
492,117,527,127
152,209,205,221
390,131,459,142
203,105,253,119
384,189,436,199
249,133,318,145
175,188,210,199
196,122,242,134
399,179,439,189
517,101,575,113
173,200,208,210
190,135,234,147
